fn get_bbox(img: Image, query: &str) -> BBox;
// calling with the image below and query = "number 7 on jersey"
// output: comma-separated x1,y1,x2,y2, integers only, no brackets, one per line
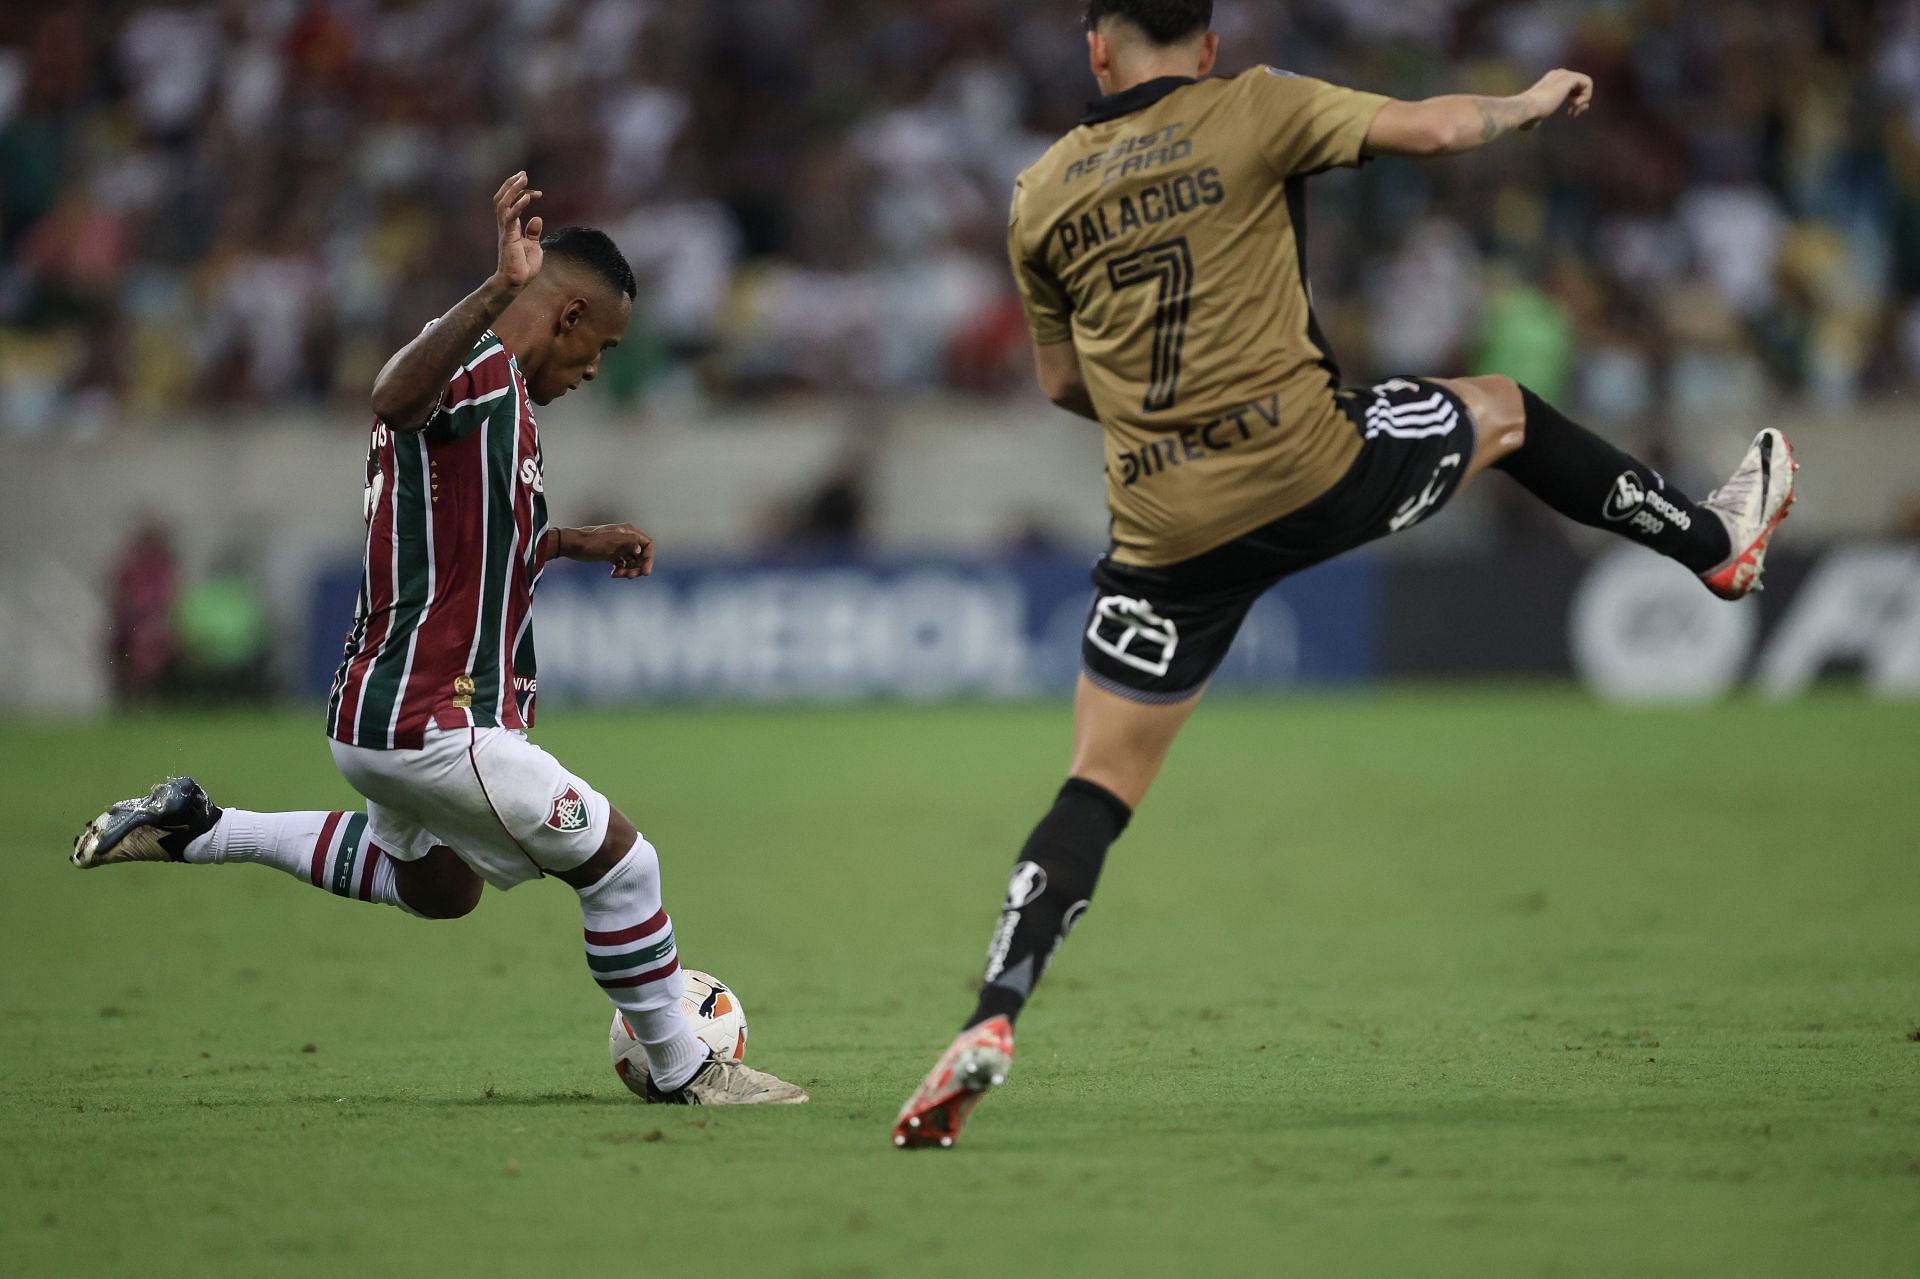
1106,237,1195,413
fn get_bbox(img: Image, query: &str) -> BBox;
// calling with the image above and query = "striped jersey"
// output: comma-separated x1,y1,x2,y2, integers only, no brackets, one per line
327,330,551,750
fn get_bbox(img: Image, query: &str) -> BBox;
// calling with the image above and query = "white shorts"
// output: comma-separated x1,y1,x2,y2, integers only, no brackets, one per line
330,725,611,890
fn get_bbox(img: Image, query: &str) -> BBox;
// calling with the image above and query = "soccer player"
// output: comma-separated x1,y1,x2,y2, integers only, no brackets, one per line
893,1,1796,1148
72,174,807,1107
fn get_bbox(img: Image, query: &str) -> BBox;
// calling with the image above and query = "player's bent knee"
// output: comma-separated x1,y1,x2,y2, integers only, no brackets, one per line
399,852,484,920
552,807,640,890
429,876,484,920
1068,676,1200,810
1441,375,1526,472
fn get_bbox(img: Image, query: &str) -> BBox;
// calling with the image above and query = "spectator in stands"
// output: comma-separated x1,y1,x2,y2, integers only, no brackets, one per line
170,552,273,705
107,517,179,705
0,0,1914,436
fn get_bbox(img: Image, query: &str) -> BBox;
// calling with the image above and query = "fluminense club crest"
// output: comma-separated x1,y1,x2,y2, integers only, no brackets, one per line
546,785,589,833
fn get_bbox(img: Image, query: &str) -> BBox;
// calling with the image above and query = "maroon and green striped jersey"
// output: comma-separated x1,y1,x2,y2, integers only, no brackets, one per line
327,330,552,750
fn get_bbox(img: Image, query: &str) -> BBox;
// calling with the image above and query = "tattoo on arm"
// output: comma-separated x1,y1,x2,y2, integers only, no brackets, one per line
1475,96,1526,144
370,277,520,432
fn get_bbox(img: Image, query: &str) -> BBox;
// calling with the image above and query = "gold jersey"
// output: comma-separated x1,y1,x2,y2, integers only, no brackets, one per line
1010,67,1391,566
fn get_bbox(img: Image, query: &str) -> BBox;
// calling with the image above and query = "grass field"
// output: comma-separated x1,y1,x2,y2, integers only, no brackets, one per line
2,689,1916,1277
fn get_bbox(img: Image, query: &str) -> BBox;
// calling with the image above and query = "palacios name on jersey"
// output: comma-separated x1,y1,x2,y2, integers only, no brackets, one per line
1055,166,1226,264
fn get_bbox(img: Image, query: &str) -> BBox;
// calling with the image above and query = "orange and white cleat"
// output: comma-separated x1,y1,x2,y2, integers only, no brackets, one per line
891,1016,1013,1149
1700,429,1798,601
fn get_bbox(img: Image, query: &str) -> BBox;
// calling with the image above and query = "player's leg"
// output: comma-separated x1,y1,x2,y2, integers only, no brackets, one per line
542,806,708,1096
968,674,1197,1028
188,804,482,919
70,776,479,919
453,730,805,1105
1434,374,1797,597
893,677,1200,1148
895,557,1248,1148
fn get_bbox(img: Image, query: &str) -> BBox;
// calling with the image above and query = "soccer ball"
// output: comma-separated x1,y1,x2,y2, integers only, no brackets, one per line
608,969,748,1095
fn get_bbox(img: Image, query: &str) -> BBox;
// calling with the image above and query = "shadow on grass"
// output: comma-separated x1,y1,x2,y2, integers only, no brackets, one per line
444,1092,631,1108
268,1090,638,1109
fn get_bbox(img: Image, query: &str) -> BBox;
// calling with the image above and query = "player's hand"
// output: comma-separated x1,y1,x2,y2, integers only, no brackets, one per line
492,171,544,290
560,524,655,579
1518,69,1593,129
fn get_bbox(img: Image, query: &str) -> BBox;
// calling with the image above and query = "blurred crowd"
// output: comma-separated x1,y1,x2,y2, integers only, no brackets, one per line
2,0,1916,437
108,516,272,704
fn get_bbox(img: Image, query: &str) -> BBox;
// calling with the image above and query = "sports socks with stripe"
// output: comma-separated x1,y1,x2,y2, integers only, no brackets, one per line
1499,386,1732,573
184,811,707,1090
182,809,422,916
966,778,1132,1030
575,838,708,1093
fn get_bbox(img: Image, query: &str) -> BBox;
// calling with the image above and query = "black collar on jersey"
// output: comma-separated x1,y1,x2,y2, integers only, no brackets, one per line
1080,75,1197,125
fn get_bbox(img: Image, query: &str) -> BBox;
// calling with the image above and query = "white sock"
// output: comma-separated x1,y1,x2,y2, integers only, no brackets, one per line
645,1030,711,1093
577,837,706,1092
183,809,421,916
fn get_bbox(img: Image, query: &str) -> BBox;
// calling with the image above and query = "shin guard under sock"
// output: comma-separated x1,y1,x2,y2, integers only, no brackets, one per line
576,837,706,1091
182,809,422,915
966,778,1132,1029
1500,387,1731,573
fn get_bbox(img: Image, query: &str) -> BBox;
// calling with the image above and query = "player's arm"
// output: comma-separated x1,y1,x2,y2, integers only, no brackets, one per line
369,172,545,432
1007,178,1099,421
540,525,655,580
1363,69,1593,158
1034,338,1098,422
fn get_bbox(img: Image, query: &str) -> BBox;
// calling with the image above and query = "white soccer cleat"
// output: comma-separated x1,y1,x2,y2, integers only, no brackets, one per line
891,1015,1014,1150
1699,429,1798,601
72,777,221,868
643,1055,809,1106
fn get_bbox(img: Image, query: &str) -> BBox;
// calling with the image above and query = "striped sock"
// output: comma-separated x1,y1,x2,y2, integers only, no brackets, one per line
181,809,421,916
578,838,706,1092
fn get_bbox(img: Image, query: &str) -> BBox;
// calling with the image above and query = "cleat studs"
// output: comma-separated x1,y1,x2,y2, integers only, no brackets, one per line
939,1137,953,1148
907,1116,920,1129
991,1075,1005,1085
893,1136,905,1147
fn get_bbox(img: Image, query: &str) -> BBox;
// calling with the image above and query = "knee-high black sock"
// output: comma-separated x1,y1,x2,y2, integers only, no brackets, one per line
1499,387,1731,573
965,778,1131,1030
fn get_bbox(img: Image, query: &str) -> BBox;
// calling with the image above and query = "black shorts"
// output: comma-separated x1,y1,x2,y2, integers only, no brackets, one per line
1081,377,1476,703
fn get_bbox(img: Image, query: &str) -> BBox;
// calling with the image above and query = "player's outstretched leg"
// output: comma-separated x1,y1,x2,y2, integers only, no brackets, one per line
1445,378,1796,599
555,812,807,1106
893,779,1133,1148
894,680,1194,1149
70,777,474,917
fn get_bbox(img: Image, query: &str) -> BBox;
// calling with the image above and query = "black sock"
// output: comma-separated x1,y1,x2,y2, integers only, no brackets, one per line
965,778,1131,1030
1498,387,1731,573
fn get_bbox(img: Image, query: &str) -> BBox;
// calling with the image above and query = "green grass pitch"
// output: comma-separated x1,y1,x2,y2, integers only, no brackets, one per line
3,689,1916,1276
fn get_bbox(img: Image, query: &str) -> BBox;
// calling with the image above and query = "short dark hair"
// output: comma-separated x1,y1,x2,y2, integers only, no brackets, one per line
540,226,636,301
1084,0,1212,45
